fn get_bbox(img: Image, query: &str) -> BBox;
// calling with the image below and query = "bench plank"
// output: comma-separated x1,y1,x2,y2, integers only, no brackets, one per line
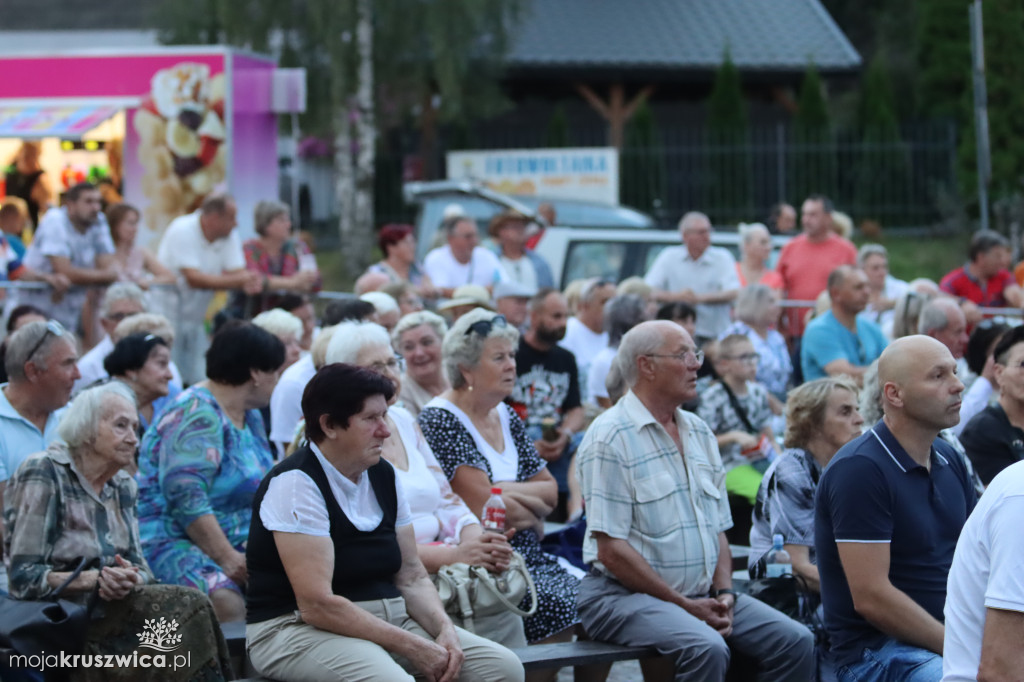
223,620,661,673
512,641,659,670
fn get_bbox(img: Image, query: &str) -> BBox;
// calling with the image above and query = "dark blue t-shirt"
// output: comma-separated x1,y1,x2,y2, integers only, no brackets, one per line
814,420,976,666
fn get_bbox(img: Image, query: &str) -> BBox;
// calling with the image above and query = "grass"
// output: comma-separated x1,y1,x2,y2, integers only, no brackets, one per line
309,229,973,301
855,231,970,284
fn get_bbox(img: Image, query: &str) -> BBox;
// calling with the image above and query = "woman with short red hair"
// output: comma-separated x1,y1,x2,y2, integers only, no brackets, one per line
366,223,438,299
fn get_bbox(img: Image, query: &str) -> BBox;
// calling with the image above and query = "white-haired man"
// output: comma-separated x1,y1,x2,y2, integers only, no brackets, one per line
576,320,814,680
645,212,740,343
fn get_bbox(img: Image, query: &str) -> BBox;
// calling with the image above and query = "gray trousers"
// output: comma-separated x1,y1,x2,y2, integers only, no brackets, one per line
578,573,814,682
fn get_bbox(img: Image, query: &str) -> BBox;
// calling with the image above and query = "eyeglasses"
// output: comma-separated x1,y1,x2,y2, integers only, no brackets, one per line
367,357,401,374
645,349,705,366
725,353,759,364
26,320,66,363
465,314,508,337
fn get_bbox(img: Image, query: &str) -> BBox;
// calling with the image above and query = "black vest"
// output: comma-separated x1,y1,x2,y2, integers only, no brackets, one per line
246,445,402,624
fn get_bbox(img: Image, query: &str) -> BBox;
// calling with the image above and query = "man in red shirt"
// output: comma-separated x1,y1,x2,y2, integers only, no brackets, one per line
776,195,857,339
940,231,1023,320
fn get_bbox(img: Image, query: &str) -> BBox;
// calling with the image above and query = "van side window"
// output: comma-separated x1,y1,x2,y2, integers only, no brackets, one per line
565,241,626,283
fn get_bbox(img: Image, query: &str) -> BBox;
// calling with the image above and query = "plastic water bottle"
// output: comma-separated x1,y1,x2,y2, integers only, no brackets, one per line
765,534,792,578
482,487,506,533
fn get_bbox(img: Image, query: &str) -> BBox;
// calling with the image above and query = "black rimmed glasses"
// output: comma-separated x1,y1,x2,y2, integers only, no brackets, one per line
26,320,66,362
465,315,508,337
645,349,705,366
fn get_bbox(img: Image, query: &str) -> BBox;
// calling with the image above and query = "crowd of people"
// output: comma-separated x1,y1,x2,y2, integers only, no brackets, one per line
0,186,1022,682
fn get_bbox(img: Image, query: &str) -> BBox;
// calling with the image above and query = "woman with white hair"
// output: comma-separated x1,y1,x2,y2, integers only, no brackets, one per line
325,320,525,646
252,307,304,370
3,383,233,680
719,284,792,401
392,311,450,417
736,222,782,289
419,308,582,649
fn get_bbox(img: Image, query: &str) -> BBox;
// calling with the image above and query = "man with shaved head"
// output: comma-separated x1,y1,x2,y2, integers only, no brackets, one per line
815,336,977,681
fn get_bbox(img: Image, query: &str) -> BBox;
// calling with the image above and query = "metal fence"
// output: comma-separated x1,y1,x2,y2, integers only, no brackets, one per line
363,120,960,230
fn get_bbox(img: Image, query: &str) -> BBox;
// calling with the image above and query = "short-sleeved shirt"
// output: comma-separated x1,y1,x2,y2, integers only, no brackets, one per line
508,339,581,429
0,383,65,483
815,421,977,667
943,461,1024,681
718,320,792,399
696,380,773,470
17,207,115,329
136,386,274,549
559,317,607,402
775,233,857,337
749,447,821,574
800,310,888,382
268,353,316,450
0,235,26,282
423,245,506,290
644,245,740,339
577,391,732,597
152,212,245,323
940,264,1016,307
958,403,1024,486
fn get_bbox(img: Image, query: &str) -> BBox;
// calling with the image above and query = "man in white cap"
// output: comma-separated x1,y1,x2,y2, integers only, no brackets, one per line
494,280,537,331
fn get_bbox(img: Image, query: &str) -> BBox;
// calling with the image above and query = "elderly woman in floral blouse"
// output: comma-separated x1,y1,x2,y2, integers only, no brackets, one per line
3,382,231,681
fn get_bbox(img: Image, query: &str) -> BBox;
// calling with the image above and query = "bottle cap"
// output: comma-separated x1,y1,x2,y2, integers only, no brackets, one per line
773,533,784,545
490,487,502,495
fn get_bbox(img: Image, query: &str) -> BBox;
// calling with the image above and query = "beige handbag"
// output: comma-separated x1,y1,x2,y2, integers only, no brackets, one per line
433,551,538,633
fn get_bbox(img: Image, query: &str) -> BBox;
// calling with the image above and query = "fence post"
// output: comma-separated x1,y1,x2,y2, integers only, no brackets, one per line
776,123,786,202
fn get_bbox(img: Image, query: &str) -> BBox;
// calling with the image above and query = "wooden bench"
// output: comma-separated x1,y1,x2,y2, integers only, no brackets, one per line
225,621,661,678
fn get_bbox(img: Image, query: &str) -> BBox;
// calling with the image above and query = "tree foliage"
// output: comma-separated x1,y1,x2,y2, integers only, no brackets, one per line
621,100,667,215
705,51,751,220
790,63,836,204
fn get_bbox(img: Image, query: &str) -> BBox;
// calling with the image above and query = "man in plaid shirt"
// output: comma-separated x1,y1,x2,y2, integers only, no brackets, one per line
576,320,813,680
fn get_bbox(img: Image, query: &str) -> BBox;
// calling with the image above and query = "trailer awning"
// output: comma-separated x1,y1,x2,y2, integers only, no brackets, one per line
0,103,120,139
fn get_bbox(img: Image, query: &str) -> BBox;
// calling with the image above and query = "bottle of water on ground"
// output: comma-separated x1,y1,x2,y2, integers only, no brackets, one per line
483,487,506,533
765,534,792,578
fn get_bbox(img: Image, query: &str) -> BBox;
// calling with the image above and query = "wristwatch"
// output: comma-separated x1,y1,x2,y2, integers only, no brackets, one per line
713,588,740,601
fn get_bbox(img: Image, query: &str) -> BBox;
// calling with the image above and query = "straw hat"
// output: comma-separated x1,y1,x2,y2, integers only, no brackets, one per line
437,284,495,312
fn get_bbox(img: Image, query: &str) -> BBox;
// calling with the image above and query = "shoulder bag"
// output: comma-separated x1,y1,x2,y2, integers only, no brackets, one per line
0,556,98,659
433,550,538,634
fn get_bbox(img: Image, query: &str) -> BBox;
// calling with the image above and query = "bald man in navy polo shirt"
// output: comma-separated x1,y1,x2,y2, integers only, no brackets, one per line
815,336,977,682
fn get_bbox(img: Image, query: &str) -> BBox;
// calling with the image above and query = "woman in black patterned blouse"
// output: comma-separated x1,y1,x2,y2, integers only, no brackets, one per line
418,308,583,652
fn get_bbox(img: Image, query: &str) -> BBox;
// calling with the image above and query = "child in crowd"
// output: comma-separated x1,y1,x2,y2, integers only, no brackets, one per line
697,334,776,541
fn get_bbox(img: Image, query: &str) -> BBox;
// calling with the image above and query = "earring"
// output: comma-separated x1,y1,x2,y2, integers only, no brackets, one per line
253,380,261,388
468,384,474,392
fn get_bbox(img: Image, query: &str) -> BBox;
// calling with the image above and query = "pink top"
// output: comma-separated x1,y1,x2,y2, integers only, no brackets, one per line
735,262,783,289
775,233,857,336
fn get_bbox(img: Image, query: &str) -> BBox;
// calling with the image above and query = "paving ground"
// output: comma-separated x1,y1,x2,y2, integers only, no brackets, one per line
557,660,642,682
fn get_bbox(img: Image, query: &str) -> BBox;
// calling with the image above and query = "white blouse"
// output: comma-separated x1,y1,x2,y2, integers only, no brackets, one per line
425,398,520,483
388,406,479,544
260,441,412,536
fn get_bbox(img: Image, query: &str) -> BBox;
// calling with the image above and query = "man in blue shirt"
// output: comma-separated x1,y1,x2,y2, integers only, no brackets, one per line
0,319,79,592
801,265,887,383
815,335,976,681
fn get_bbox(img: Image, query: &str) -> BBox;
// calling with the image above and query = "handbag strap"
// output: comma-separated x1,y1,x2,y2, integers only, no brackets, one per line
50,556,92,599
719,381,758,435
469,555,539,617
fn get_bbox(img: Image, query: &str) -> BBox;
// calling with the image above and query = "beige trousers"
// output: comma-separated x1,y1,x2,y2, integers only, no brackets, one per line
246,596,524,682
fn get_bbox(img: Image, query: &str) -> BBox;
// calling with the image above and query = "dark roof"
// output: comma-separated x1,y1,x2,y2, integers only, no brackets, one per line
508,0,860,72
2,0,154,30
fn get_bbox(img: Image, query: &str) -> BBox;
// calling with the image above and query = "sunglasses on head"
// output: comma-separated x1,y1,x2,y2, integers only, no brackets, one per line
464,315,508,337
27,319,66,362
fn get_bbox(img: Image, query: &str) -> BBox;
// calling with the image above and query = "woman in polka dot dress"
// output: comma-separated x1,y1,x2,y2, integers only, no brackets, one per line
418,308,582,645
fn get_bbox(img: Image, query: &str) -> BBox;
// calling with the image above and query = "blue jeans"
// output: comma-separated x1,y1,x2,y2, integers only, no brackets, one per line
836,638,942,682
